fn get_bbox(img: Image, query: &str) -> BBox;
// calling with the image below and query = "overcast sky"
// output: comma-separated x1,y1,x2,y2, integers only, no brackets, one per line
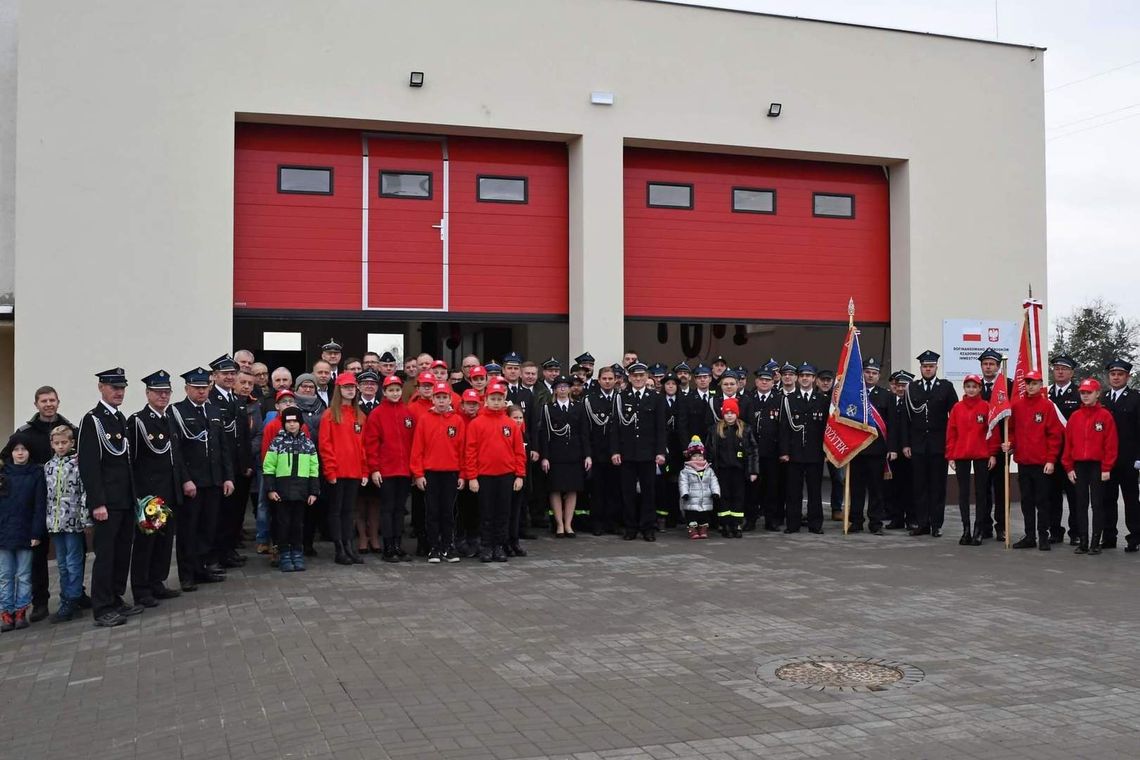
667,0,1140,329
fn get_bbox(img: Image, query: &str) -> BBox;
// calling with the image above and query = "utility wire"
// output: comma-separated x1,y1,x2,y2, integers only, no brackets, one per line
1046,58,1140,93
1047,110,1140,142
1047,101,1140,132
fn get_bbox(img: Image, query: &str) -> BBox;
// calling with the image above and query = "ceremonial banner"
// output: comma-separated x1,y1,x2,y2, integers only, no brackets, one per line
986,368,1012,438
1013,299,1044,399
824,325,882,468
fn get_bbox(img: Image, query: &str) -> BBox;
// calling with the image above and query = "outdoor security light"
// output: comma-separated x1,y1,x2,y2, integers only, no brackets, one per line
767,103,781,117
409,72,425,88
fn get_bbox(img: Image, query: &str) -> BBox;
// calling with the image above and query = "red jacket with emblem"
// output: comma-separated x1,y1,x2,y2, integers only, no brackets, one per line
463,407,527,478
408,395,434,423
318,405,368,480
1062,404,1118,473
945,395,1000,460
363,398,415,477
410,409,466,477
1007,393,1065,466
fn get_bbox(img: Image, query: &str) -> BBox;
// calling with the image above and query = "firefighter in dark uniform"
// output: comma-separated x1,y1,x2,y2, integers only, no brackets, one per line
904,350,958,537
885,371,913,528
78,368,142,628
649,362,668,387
816,369,846,521
658,374,684,529
712,370,755,424
749,367,782,531
710,355,729,392
1047,354,1081,543
575,352,596,391
127,370,185,606
673,362,693,396
584,365,619,534
848,357,892,534
1101,358,1140,551
677,364,718,449
779,363,828,533
978,348,1013,540
170,367,234,590
778,361,798,397
208,354,252,569
609,362,667,541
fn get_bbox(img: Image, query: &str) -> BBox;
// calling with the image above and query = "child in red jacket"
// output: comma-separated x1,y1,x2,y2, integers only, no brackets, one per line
946,374,999,545
1062,378,1118,554
464,383,526,563
411,383,466,563
1002,370,1065,550
363,375,416,562
455,389,483,556
319,373,369,566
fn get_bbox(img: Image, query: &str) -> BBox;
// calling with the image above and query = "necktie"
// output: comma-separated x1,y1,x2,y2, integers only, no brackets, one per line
985,382,992,394
925,381,931,392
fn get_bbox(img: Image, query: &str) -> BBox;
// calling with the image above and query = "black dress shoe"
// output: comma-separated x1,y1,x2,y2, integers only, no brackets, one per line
622,532,637,541
136,597,160,608
554,532,566,538
783,528,799,534
180,583,198,593
30,604,49,623
1012,536,1037,549
93,611,126,628
155,587,182,599
909,527,929,536
931,528,942,538
809,527,824,535
117,603,144,617
643,532,656,542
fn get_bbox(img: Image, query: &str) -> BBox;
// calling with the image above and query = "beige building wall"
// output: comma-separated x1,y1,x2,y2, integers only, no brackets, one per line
13,0,1046,415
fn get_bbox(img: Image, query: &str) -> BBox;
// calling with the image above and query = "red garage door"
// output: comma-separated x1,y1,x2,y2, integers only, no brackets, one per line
235,125,568,318
623,148,890,323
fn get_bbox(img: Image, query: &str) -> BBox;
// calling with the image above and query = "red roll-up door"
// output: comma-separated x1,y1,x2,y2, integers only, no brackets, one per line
624,148,890,323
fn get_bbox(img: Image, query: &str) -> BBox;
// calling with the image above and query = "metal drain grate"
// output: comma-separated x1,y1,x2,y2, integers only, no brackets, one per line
757,656,924,692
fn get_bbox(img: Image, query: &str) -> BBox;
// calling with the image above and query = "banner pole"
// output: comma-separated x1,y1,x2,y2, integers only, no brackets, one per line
843,297,855,535
1002,356,1012,549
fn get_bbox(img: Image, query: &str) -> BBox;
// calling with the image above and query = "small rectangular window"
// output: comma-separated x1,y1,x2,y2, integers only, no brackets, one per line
380,171,432,199
477,175,528,203
732,187,776,214
647,182,693,209
813,193,855,218
278,166,333,195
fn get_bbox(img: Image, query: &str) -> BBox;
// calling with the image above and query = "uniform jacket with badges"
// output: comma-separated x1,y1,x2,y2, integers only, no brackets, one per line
506,384,536,431
1100,386,1140,467
678,463,721,513
262,429,321,502
677,388,718,449
77,402,135,510
905,377,958,455
1048,382,1081,421
1062,405,1118,473
463,407,527,478
208,387,252,474
44,453,89,533
362,399,415,478
128,404,185,505
887,393,910,453
359,396,381,416
169,398,234,488
778,390,829,463
857,385,893,458
945,395,1001,461
609,388,667,462
583,388,618,456
749,392,782,458
1007,393,1065,465
661,393,684,474
535,400,590,464
706,422,758,474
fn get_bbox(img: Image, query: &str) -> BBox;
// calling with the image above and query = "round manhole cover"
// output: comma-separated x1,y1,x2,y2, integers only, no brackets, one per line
757,656,924,692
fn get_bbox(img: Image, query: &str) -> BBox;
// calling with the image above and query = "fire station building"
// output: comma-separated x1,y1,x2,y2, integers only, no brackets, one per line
3,0,1046,423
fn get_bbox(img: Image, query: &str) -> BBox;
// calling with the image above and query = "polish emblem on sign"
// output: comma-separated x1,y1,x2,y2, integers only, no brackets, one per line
988,328,1000,342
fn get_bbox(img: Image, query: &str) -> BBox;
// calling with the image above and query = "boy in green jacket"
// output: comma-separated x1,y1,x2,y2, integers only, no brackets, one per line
263,408,320,572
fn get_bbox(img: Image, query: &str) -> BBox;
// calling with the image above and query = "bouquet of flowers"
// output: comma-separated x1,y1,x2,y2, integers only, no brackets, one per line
136,495,172,534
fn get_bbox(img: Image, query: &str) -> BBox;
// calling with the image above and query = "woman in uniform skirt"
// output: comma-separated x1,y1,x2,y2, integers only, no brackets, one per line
537,376,591,537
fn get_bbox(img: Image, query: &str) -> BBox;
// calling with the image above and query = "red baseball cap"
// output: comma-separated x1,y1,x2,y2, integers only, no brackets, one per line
383,375,403,388
431,359,448,369
964,374,983,385
1079,378,1101,393
335,372,357,386
487,382,508,396
461,389,481,403
275,389,295,401
432,382,452,396
1024,370,1043,382
417,371,435,385
469,366,487,378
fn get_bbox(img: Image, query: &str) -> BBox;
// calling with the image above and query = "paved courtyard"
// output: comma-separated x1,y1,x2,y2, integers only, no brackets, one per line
2,510,1140,760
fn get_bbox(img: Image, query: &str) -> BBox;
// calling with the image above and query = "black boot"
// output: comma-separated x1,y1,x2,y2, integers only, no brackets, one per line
959,531,972,546
509,541,528,557
382,539,399,563
1089,533,1102,555
333,541,353,565
348,543,365,564
394,538,412,562
502,542,516,557
479,547,494,563
1075,535,1089,555
492,545,508,562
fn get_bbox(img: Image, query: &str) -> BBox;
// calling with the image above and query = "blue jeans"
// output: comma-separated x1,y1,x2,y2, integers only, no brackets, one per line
254,471,270,543
0,549,33,612
51,532,86,602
